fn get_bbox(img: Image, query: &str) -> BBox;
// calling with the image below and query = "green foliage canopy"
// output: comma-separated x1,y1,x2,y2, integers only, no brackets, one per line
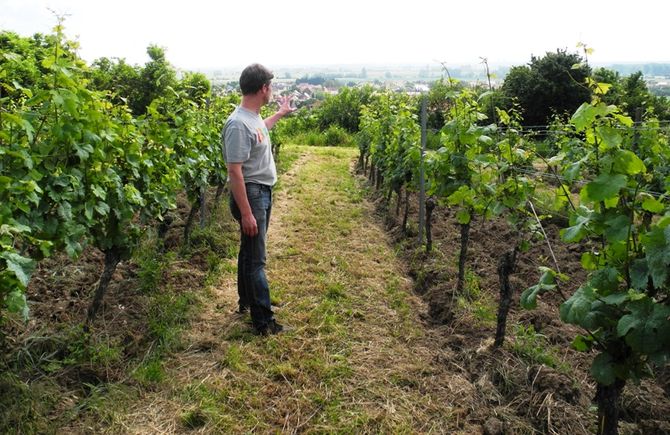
501,49,591,127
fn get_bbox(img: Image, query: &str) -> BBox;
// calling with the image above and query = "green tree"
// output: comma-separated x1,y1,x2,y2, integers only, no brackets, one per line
314,85,374,133
88,46,178,117
501,49,591,127
134,45,177,116
0,30,81,102
425,78,462,131
88,57,142,108
592,68,670,120
179,72,211,105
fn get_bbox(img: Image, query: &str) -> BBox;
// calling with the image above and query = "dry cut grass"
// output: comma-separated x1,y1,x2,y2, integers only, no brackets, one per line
107,145,480,434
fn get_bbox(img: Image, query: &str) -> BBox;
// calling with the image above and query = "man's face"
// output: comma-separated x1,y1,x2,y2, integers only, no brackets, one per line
262,81,272,105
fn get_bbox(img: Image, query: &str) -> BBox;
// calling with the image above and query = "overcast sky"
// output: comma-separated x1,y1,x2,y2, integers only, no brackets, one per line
2,0,669,70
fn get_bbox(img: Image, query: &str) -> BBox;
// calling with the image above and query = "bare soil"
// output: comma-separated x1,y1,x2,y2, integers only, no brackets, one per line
0,190,229,432
372,180,670,434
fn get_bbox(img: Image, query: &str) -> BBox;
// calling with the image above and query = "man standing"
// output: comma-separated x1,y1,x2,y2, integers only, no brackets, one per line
222,64,293,335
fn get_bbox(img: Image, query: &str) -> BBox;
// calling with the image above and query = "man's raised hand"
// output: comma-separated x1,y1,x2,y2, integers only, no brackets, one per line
277,95,296,116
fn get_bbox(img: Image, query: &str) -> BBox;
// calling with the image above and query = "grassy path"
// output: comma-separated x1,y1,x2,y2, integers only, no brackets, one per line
116,145,475,433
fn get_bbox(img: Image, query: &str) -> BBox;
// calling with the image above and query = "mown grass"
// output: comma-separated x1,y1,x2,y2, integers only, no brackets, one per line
149,145,456,433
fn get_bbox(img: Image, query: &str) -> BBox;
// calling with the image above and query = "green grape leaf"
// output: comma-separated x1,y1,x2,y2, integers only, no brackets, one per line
641,225,670,288
521,267,557,309
571,102,609,131
74,143,94,161
572,334,594,352
589,267,620,295
5,289,30,321
85,202,94,221
604,215,631,242
614,114,633,127
642,197,664,213
564,161,582,183
478,135,493,145
448,186,474,206
594,82,612,95
3,113,34,142
65,239,82,258
591,352,617,386
561,212,592,243
560,284,596,325
91,185,107,199
581,252,600,270
582,173,627,202
601,291,630,306
0,252,36,287
630,259,649,291
612,150,645,175
571,103,596,131
455,209,471,225
95,202,110,216
597,126,623,150
617,298,670,355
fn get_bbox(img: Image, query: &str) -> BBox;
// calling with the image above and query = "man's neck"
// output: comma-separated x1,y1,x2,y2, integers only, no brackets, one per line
241,95,263,114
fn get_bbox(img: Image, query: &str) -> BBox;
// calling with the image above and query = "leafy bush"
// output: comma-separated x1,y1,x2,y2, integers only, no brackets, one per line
323,125,352,146
304,130,326,146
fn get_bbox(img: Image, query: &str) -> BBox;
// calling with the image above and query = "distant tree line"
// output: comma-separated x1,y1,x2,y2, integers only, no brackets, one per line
609,63,670,77
279,49,670,150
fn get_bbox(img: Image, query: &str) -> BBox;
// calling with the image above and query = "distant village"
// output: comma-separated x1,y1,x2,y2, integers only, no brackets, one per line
207,63,498,107
211,80,435,109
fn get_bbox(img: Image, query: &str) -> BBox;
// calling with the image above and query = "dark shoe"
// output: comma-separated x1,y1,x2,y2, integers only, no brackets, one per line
255,319,290,336
235,305,249,315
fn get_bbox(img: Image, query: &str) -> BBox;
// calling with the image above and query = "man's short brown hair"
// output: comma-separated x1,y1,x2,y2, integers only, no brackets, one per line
239,63,274,95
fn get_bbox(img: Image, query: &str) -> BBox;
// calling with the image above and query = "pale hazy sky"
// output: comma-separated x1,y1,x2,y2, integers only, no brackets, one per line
2,0,668,70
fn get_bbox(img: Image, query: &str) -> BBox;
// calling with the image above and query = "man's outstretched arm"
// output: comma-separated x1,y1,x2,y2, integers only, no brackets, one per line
264,95,295,130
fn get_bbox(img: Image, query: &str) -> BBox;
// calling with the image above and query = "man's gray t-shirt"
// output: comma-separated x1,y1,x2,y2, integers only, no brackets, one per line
222,106,277,186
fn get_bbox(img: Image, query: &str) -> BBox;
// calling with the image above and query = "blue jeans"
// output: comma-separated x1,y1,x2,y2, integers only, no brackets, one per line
230,183,274,330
